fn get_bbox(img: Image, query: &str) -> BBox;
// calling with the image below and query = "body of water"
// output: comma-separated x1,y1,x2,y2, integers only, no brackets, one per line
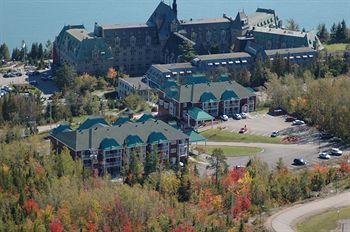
1,0,350,50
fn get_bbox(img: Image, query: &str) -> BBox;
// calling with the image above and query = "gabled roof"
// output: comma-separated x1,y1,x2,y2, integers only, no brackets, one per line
99,138,121,150
199,92,217,103
112,117,131,126
124,135,144,148
147,132,169,144
78,117,109,131
221,90,239,101
164,80,255,103
51,119,189,152
186,130,207,143
264,47,316,56
51,124,72,135
187,107,214,121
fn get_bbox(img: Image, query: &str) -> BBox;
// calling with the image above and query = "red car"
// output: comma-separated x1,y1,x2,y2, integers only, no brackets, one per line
239,126,248,134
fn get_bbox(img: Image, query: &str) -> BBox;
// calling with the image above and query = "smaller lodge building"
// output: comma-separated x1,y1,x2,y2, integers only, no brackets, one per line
49,116,189,177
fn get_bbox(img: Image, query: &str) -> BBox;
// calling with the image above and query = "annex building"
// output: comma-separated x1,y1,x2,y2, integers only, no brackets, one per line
53,1,321,76
50,116,189,177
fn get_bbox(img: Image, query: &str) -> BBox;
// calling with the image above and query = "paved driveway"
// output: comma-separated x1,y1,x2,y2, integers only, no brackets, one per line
195,141,343,171
266,191,350,232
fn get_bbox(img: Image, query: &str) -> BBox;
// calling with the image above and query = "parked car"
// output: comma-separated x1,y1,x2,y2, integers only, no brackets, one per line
220,114,229,121
271,131,279,137
292,120,305,126
285,116,296,122
319,152,331,159
320,132,333,140
0,90,7,97
269,108,286,116
331,148,343,156
293,158,307,166
2,85,12,92
240,112,248,119
233,114,242,120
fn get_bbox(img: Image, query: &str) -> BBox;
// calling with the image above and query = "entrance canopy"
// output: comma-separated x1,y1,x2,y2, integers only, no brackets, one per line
187,107,214,121
186,130,207,143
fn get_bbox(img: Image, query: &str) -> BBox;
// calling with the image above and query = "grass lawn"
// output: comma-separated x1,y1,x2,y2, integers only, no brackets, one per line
195,145,263,157
200,129,282,144
324,43,350,52
297,207,350,232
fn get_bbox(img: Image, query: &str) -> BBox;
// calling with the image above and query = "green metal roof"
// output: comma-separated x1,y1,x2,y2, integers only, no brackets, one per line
52,124,72,135
186,130,207,143
221,90,239,101
124,135,144,148
112,117,131,126
183,75,209,85
187,107,214,121
161,79,178,89
137,114,154,123
199,92,217,103
218,74,230,82
147,132,169,144
99,138,121,150
78,117,109,130
245,87,256,93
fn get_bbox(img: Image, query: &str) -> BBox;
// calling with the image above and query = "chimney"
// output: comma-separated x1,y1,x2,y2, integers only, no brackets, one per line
172,0,178,18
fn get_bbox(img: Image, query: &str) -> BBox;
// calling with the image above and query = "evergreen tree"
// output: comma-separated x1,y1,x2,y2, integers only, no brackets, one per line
178,164,191,202
340,20,348,42
0,43,11,61
125,152,144,185
286,18,300,31
330,23,337,41
206,148,227,187
54,63,77,89
144,152,153,177
179,41,196,62
317,24,330,43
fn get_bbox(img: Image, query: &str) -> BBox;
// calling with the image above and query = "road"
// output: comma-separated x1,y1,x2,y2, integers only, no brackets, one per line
196,141,340,170
266,191,350,232
37,123,58,133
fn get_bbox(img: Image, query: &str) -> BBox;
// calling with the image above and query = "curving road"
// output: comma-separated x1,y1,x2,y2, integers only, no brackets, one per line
265,191,350,232
196,141,328,169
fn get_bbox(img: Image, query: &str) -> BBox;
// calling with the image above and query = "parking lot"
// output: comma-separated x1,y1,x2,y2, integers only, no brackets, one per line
0,68,59,99
220,112,292,136
195,111,349,171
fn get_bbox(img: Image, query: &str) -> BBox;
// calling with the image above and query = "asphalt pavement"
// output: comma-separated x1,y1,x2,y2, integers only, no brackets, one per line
266,191,350,232
195,140,344,172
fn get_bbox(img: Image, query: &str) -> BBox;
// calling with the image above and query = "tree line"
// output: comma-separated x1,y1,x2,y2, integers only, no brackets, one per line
317,20,350,44
0,40,52,67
